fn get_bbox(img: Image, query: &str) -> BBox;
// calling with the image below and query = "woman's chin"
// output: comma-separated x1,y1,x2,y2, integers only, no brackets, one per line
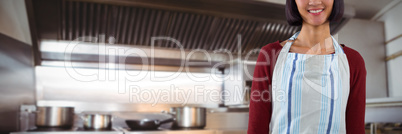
306,20,328,26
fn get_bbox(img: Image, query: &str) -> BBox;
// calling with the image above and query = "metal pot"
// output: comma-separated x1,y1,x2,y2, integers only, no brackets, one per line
169,107,206,129
35,106,75,128
80,113,112,130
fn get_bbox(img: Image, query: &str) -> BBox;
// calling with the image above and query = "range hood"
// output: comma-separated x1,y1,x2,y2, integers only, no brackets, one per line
27,0,355,68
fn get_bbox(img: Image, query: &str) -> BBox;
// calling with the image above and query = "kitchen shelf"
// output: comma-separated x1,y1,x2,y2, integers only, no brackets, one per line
366,97,402,107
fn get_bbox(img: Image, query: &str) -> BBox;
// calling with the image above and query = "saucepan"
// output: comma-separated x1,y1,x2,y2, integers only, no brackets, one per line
169,106,206,129
34,106,75,128
80,113,113,130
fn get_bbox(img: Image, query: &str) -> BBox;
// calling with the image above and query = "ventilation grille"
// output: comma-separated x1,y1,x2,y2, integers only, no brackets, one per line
59,0,300,54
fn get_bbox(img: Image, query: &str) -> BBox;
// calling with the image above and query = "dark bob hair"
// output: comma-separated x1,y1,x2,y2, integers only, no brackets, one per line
285,0,344,26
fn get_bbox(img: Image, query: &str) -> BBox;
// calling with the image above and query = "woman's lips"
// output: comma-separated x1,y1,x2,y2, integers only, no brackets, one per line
308,9,324,15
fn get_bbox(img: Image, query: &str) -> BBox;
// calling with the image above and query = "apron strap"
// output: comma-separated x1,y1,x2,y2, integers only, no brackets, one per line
331,36,344,54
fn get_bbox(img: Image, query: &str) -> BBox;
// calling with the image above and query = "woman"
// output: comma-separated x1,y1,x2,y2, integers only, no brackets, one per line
247,0,366,133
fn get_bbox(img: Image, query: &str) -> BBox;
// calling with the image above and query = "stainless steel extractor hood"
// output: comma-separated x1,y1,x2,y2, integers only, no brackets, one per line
27,0,355,67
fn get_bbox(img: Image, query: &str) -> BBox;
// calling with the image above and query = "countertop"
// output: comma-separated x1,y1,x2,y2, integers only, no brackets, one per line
11,129,246,134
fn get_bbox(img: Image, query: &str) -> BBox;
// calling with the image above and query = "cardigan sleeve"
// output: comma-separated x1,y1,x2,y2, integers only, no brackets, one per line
345,47,367,134
247,45,273,134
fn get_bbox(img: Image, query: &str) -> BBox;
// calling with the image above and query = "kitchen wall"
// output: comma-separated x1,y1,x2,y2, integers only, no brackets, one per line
337,3,402,123
0,0,35,133
377,1,402,98
337,18,388,99
0,33,35,133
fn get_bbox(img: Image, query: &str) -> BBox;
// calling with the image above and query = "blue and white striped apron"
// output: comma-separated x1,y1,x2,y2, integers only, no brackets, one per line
270,31,350,134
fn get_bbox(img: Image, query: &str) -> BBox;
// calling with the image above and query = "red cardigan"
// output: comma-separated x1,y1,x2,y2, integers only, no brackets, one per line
247,41,367,134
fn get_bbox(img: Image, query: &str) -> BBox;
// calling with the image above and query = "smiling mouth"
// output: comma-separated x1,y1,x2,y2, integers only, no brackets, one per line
308,9,324,13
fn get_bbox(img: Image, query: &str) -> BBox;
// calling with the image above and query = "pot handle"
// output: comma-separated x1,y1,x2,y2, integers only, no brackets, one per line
79,116,86,122
161,110,176,115
77,113,89,122
157,118,176,126
25,109,39,113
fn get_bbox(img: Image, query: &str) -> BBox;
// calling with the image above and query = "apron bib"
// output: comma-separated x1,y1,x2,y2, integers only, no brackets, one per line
270,32,350,134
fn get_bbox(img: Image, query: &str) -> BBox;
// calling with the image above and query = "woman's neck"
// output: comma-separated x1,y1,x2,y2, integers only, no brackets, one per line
296,21,331,48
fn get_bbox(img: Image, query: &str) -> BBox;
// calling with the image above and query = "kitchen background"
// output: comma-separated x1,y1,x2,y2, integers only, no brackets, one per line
0,0,401,134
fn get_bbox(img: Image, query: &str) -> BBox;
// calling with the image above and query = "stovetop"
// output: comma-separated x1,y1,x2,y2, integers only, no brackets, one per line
28,127,124,132
116,127,215,134
11,127,123,134
118,127,205,131
27,127,78,132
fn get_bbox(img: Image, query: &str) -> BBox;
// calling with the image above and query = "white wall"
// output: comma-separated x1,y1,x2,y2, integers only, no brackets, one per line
377,2,402,98
337,19,388,99
0,0,32,45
